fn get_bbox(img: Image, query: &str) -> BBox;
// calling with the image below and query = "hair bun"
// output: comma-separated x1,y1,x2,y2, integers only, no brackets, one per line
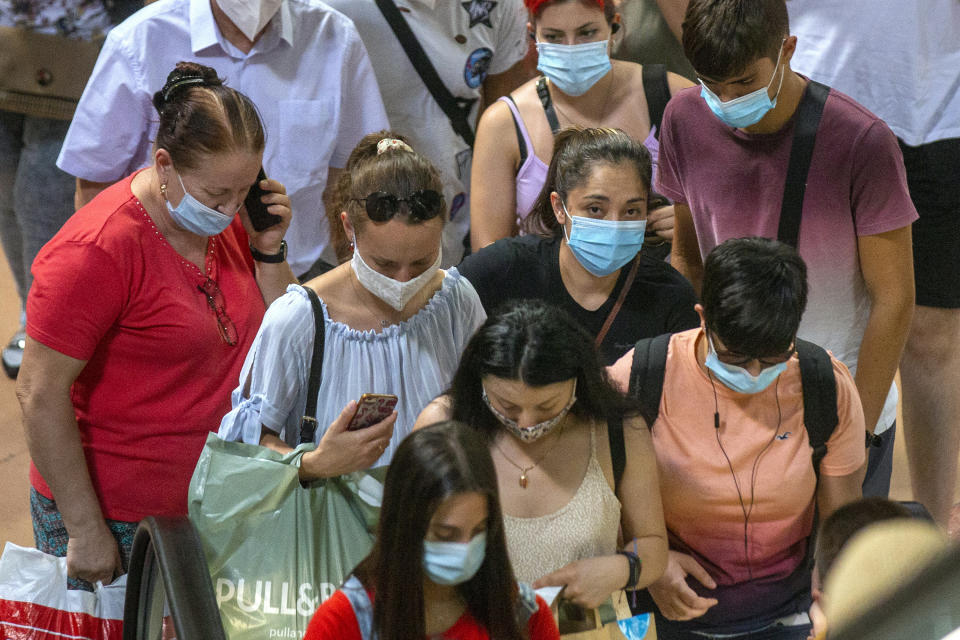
152,61,223,113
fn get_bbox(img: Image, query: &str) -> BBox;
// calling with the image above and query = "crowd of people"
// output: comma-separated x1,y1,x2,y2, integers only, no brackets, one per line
5,0,959,638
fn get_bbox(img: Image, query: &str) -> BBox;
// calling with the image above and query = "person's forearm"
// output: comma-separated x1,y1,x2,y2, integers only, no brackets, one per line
75,178,115,210
671,204,703,295
856,295,914,432
255,259,298,306
19,387,106,537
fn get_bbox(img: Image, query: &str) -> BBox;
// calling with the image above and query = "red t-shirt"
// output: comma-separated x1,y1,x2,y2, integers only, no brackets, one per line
26,173,265,521
304,589,560,640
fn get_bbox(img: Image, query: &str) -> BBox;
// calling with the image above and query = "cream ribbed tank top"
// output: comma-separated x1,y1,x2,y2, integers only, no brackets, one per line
503,425,622,584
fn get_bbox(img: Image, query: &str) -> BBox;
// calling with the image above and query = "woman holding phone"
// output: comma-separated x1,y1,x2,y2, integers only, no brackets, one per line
17,62,296,588
219,132,487,479
304,421,560,640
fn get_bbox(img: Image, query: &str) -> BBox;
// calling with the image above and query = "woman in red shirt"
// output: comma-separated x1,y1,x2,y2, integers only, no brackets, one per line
17,62,296,589
304,421,560,640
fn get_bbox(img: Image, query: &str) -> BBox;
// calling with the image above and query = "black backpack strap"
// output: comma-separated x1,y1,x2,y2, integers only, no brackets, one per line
536,76,562,134
299,285,326,445
607,414,625,492
796,338,838,479
375,0,476,147
641,64,670,140
627,333,672,428
777,80,830,248
503,96,528,166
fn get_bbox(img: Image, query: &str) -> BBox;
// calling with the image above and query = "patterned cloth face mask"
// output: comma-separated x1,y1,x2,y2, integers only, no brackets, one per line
481,380,578,442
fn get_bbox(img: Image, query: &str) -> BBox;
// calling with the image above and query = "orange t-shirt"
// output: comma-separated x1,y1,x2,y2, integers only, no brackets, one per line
646,329,865,586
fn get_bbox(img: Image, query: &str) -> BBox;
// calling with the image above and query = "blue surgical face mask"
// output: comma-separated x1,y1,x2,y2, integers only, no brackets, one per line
699,42,786,129
561,203,646,276
422,532,487,586
704,332,787,394
536,40,612,96
165,172,237,237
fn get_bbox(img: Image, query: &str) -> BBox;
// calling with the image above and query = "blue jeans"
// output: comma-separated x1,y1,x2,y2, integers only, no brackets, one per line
0,111,76,317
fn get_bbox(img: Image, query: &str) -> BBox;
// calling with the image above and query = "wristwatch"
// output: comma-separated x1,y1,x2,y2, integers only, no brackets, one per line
250,240,287,263
866,430,883,448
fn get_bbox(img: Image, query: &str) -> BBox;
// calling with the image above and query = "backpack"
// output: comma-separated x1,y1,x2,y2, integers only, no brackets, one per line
619,333,839,478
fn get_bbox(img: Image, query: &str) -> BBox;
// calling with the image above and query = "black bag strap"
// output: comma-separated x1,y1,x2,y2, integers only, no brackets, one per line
627,333,672,428
299,285,326,445
536,76,562,134
607,414,625,491
504,96,529,165
795,338,838,479
777,80,830,248
375,0,476,147
641,64,670,140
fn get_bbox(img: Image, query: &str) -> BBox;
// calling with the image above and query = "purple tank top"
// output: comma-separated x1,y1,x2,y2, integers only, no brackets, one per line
499,96,661,231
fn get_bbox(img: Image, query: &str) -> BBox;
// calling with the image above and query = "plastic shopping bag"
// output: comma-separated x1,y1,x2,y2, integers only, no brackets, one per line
0,542,126,640
188,433,387,640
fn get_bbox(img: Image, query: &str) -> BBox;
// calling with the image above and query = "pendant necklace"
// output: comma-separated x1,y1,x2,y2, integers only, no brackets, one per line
350,273,391,329
493,422,566,489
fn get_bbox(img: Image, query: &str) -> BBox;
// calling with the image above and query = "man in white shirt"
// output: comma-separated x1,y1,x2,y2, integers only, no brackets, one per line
789,0,960,525
57,0,389,278
323,0,529,266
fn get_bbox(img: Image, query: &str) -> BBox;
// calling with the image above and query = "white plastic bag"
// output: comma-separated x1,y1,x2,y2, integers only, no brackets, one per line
0,542,126,640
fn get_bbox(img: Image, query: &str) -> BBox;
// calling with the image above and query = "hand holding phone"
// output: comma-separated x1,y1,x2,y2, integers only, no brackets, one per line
245,167,282,231
347,393,399,431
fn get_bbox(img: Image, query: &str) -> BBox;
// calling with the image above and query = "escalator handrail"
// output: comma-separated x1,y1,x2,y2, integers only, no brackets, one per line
123,515,226,640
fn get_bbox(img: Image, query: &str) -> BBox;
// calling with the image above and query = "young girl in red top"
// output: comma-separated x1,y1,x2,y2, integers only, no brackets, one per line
304,421,559,640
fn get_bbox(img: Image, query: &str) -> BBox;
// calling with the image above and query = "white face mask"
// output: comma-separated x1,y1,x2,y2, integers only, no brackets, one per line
351,239,442,312
215,0,282,42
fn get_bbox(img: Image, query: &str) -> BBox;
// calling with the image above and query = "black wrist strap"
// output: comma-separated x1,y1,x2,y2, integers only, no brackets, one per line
299,285,325,445
616,550,641,590
375,0,476,147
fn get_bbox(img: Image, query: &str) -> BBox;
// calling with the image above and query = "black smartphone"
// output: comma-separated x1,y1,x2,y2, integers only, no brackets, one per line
245,167,281,231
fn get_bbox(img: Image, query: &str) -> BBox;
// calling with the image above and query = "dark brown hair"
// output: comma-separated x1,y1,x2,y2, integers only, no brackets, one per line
524,127,651,237
152,61,264,170
353,421,527,640
682,0,789,79
335,130,445,235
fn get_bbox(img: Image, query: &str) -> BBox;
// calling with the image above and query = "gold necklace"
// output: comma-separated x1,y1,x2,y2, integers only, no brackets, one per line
551,65,617,128
493,422,566,489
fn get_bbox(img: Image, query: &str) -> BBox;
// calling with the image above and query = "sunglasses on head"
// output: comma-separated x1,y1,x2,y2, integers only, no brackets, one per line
353,190,443,222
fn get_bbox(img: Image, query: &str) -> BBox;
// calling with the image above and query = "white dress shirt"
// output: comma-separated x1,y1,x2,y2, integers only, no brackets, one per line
57,0,390,274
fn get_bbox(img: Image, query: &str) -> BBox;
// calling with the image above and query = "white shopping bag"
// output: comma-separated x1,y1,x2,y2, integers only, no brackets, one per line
0,542,126,640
